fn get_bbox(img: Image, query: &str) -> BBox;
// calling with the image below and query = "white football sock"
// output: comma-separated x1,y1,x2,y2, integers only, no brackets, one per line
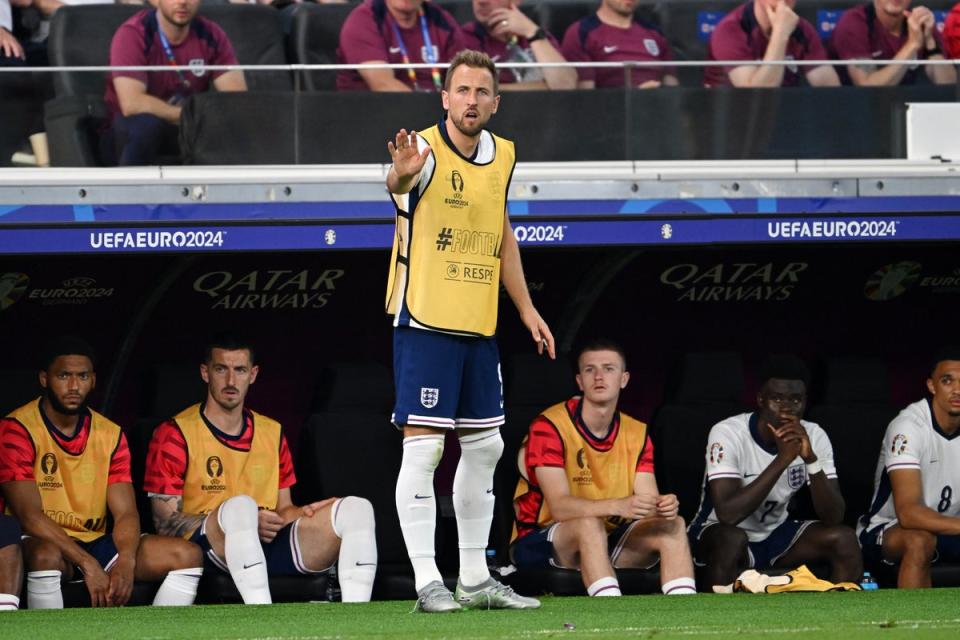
331,496,377,603
396,434,445,591
152,567,203,606
662,576,697,595
587,576,622,596
27,570,62,609
0,594,19,611
454,429,502,587
218,495,271,605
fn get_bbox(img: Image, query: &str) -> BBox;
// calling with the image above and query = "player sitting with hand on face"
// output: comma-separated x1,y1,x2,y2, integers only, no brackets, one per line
688,355,861,588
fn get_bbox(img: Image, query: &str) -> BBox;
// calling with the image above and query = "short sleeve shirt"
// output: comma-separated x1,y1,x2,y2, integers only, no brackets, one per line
704,1,828,87
461,22,563,85
336,0,464,91
104,9,238,122
691,412,837,542
561,14,674,87
830,4,943,85
859,399,960,536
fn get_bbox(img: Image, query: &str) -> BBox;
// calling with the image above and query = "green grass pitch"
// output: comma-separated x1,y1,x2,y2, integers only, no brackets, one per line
3,589,959,639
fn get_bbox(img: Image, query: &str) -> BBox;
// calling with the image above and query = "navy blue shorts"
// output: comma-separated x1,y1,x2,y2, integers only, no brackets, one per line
511,521,657,570
392,326,504,430
689,519,813,570
76,534,120,571
191,517,330,576
0,514,21,549
860,524,960,567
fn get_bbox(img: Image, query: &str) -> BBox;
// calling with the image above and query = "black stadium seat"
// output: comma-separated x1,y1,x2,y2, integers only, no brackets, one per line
201,4,292,92
805,356,898,526
47,4,142,99
288,3,355,91
295,362,418,600
654,0,738,86
649,351,746,523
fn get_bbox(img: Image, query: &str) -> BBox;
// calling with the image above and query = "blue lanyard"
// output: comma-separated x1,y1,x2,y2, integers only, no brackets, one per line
388,9,443,91
155,10,191,91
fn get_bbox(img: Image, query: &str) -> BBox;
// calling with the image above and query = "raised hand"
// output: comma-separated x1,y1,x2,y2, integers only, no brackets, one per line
387,129,431,181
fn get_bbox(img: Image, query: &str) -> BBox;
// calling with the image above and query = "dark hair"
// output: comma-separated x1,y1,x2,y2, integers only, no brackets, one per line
757,354,810,387
203,331,256,365
445,49,499,95
930,346,960,375
40,336,97,372
576,338,628,370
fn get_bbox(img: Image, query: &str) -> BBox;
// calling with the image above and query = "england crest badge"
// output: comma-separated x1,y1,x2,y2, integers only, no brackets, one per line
420,387,439,409
787,465,806,489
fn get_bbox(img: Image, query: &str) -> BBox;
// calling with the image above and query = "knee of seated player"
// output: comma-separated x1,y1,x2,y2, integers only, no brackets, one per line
23,538,66,572
703,524,748,558
899,528,938,562
297,504,339,543
217,494,259,533
824,525,860,552
136,535,203,579
568,516,608,546
161,537,204,570
333,496,375,534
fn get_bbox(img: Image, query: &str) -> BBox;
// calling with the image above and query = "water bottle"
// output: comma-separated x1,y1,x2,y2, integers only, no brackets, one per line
860,571,879,590
486,548,499,576
326,564,342,602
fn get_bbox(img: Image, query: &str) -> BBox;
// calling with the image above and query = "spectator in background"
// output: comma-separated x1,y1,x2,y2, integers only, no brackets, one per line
831,0,955,85
1,0,26,63
945,2,960,58
704,0,840,87
102,0,246,165
462,0,576,90
561,0,677,88
337,0,463,91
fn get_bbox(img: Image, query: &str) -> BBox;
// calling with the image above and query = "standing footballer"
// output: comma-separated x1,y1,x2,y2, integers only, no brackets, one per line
385,49,554,613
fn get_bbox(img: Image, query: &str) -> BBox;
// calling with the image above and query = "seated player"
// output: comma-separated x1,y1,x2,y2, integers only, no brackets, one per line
512,339,697,596
145,332,378,604
0,514,22,611
688,355,861,587
858,348,960,588
0,336,203,609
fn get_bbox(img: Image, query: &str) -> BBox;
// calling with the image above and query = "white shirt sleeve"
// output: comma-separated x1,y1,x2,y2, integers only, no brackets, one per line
807,423,838,479
1,0,13,32
705,421,742,480
882,414,924,472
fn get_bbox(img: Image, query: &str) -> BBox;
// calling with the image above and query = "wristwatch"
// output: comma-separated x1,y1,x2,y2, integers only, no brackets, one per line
528,28,546,43
926,41,943,56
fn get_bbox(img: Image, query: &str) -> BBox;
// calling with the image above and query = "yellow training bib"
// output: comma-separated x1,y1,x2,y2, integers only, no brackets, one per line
176,404,281,533
386,125,516,336
8,399,120,542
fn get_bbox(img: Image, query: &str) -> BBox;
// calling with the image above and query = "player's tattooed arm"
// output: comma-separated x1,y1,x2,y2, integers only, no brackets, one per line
150,494,205,538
